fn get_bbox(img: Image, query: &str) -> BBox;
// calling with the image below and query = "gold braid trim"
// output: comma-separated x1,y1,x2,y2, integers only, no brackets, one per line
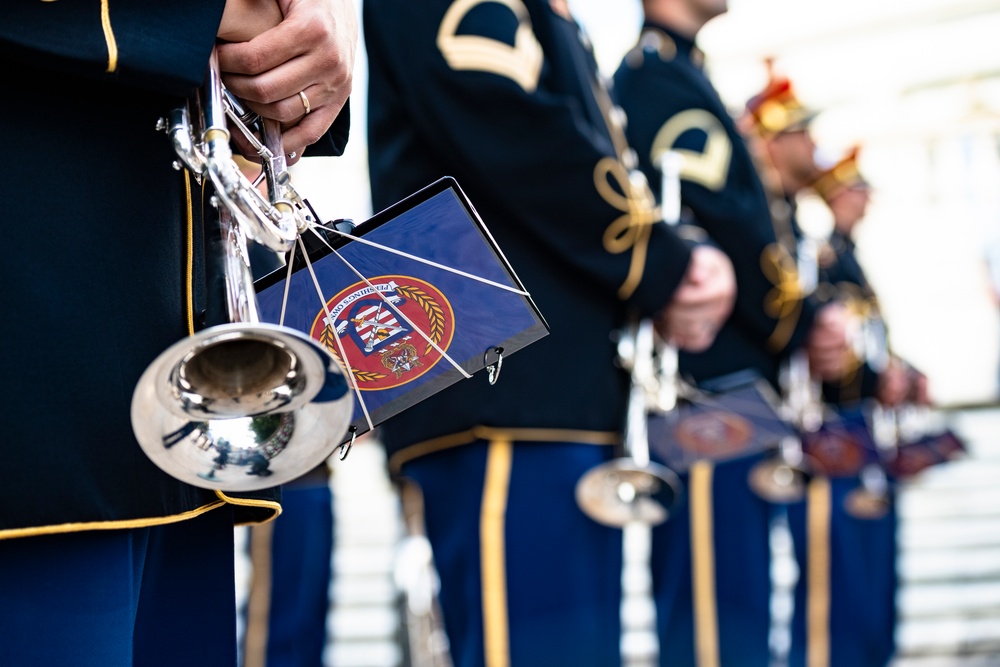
243,521,275,667
481,437,513,667
100,0,118,72
595,157,662,300
0,500,227,540
214,491,282,525
184,170,195,336
387,426,619,474
761,243,805,352
690,461,720,667
807,477,832,667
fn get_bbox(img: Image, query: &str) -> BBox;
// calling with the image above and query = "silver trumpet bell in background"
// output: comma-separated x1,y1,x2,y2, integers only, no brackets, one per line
748,221,825,504
844,303,898,519
843,461,891,519
574,150,687,527
843,402,898,519
747,349,818,503
131,49,353,491
575,318,684,527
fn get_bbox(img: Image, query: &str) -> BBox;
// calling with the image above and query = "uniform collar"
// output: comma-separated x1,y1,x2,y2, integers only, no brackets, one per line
830,229,856,252
640,21,704,69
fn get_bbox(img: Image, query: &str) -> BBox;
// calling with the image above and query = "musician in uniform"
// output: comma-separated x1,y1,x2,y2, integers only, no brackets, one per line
0,2,355,664
811,147,927,407
785,146,929,667
741,75,858,397
740,75,846,667
612,1,851,664
364,0,738,664
742,76,926,666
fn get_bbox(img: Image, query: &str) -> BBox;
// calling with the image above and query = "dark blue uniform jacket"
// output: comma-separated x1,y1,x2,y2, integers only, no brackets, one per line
365,1,695,462
613,23,819,390
0,2,347,536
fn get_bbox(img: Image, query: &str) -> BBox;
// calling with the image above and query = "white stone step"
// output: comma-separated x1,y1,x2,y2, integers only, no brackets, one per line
898,580,1000,619
898,486,1000,520
899,546,1000,583
325,640,402,667
896,614,1000,656
898,516,1000,550
334,546,397,576
328,605,400,640
332,575,399,607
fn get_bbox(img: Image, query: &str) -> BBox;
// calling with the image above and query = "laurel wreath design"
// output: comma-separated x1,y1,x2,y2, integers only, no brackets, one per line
352,369,388,383
319,323,339,354
318,324,388,382
394,284,447,355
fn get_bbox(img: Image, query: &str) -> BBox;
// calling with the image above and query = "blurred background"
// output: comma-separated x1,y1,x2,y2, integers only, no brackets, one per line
294,0,1000,408
262,1,1000,665
576,0,1000,408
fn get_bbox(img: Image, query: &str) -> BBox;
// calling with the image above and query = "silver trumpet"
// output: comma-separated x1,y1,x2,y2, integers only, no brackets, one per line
575,151,685,527
575,318,684,527
842,306,896,519
747,219,826,503
842,401,898,520
748,348,819,503
843,459,891,520
130,49,353,491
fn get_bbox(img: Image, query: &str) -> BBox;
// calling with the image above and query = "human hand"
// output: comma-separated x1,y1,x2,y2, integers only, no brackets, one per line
806,303,851,381
907,367,931,406
655,245,736,352
876,358,911,407
217,0,358,164
218,0,284,43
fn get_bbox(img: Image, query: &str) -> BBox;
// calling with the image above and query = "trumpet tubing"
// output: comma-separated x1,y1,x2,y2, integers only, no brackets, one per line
575,319,684,528
130,47,353,491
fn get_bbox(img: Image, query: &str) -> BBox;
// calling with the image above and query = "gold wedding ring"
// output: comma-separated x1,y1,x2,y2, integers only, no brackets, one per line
298,90,311,115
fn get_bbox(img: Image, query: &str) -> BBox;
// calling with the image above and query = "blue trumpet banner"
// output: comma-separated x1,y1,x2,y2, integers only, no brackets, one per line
884,429,966,481
255,177,549,442
647,371,796,471
801,405,880,478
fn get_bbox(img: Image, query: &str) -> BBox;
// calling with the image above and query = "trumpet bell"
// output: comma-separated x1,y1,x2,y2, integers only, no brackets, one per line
159,323,335,420
747,457,811,504
575,459,683,527
844,464,893,519
131,322,353,491
843,487,891,519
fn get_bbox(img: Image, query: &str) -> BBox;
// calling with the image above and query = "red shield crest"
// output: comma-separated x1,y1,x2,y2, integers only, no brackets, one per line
309,275,456,391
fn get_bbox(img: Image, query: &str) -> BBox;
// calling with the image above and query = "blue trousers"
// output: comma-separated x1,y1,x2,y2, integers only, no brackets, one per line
788,476,898,667
0,507,237,667
651,453,774,667
243,476,334,667
401,439,623,667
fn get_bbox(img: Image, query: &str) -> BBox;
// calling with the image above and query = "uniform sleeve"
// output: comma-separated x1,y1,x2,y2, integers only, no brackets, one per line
817,242,884,404
822,359,880,405
0,0,227,96
308,99,351,157
364,0,692,315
